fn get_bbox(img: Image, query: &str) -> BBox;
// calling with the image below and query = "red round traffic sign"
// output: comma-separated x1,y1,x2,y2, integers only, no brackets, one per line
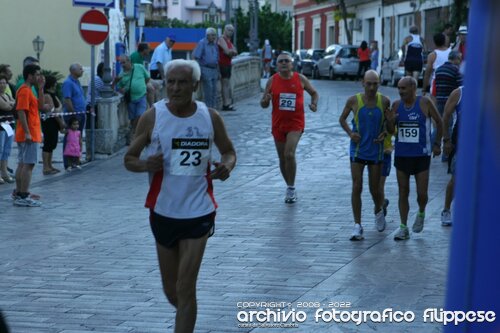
79,9,109,45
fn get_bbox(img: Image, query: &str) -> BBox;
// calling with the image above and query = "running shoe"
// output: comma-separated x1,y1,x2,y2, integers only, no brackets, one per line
375,210,386,232
284,188,297,204
350,224,364,241
12,190,41,201
412,214,425,233
441,210,452,226
13,197,42,207
394,225,410,241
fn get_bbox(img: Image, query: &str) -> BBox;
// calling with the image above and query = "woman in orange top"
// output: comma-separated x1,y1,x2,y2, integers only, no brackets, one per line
357,41,371,80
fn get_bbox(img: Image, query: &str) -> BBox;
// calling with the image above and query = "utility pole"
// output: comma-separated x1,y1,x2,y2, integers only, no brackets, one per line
248,0,259,54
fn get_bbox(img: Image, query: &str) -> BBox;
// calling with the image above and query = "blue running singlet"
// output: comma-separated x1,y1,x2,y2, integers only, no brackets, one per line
350,93,385,161
394,96,432,157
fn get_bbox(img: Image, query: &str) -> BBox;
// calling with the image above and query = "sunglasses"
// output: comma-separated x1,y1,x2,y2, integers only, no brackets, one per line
277,59,291,63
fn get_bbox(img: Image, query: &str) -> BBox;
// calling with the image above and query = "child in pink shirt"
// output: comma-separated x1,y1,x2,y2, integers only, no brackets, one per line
63,117,82,171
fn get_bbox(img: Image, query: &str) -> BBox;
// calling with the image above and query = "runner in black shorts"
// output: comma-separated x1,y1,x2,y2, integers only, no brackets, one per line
124,60,236,332
150,211,215,248
386,77,442,240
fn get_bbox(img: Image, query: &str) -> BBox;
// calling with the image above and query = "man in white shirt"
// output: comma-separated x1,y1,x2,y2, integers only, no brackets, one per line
150,34,176,81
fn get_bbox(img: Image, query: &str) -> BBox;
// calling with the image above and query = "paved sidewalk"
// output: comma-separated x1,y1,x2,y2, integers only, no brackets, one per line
0,80,452,332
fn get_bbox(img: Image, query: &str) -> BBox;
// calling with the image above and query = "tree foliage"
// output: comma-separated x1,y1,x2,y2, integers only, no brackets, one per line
450,0,469,31
234,3,292,52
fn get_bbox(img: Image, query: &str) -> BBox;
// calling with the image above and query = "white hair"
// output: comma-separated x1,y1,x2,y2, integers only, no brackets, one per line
164,59,201,82
206,27,217,36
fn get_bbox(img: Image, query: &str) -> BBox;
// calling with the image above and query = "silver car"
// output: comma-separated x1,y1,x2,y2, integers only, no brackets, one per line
300,49,324,78
316,44,359,80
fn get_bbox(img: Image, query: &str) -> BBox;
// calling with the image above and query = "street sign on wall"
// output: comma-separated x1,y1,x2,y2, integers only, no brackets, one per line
79,10,110,45
73,0,114,8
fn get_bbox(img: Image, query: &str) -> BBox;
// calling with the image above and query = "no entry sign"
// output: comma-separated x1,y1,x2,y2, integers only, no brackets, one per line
79,9,109,45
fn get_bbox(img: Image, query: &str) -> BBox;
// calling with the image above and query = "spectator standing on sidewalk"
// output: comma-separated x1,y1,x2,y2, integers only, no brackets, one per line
42,75,65,175
124,59,236,333
193,28,219,109
63,117,82,171
357,41,371,80
131,43,156,106
13,64,45,207
150,34,175,81
85,62,104,128
15,56,39,92
218,24,238,111
339,70,390,240
0,75,16,184
260,52,319,204
370,41,379,71
131,42,150,66
386,77,443,240
452,26,467,74
0,64,16,98
262,39,273,78
62,63,86,169
115,55,150,142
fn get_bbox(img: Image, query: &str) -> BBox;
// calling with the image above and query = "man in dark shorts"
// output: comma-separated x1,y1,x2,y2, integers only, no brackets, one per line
386,77,442,240
217,24,238,111
339,70,390,240
401,26,426,81
14,64,45,207
124,59,236,332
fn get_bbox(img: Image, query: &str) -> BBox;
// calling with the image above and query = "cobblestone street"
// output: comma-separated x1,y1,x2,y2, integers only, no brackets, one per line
0,79,452,332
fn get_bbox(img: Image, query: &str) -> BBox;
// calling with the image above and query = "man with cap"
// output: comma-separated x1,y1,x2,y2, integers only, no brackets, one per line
453,26,467,74
150,34,176,81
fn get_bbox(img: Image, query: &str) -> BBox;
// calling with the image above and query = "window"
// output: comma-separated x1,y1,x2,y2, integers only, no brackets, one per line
314,28,320,49
328,26,335,45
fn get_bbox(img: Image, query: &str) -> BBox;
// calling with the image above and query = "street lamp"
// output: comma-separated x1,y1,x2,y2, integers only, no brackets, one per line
138,0,152,43
32,35,45,61
248,0,259,54
208,1,217,23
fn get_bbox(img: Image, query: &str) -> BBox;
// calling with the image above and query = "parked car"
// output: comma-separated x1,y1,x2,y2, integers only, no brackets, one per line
380,50,428,87
316,44,359,80
300,49,325,78
293,49,307,73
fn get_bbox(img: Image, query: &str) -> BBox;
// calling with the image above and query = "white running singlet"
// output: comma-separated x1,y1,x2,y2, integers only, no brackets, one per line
145,100,216,219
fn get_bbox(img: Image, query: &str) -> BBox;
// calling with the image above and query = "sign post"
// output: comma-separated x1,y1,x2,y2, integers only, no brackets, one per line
79,9,110,162
73,0,114,8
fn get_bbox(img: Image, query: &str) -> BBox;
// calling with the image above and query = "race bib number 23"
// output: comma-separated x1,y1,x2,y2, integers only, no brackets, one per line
170,138,210,176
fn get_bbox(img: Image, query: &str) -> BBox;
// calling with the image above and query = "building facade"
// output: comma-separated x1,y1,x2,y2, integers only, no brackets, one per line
0,0,124,85
293,0,456,69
